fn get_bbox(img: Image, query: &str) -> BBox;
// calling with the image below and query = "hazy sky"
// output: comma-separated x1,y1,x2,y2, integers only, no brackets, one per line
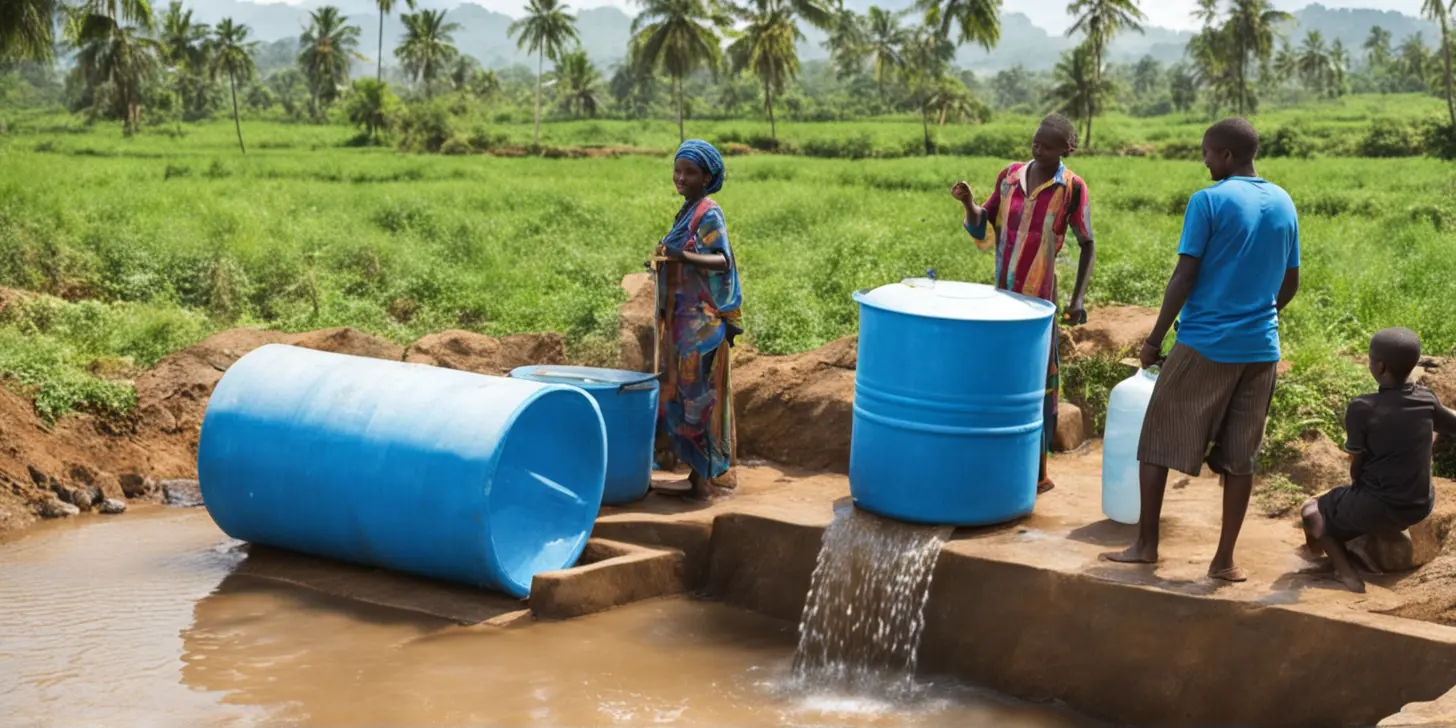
261,0,1431,28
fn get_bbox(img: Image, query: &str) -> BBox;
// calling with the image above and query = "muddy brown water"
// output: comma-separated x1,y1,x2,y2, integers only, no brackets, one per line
0,509,1103,727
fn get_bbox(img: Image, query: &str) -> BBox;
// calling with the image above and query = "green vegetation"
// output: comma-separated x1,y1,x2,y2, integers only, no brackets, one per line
0,115,1452,466
1254,473,1307,517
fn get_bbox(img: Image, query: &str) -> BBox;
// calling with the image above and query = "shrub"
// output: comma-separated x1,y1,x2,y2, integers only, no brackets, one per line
1264,124,1316,159
440,136,473,156
1158,139,1201,161
1424,122,1456,161
397,99,454,153
1359,118,1421,158
466,125,509,151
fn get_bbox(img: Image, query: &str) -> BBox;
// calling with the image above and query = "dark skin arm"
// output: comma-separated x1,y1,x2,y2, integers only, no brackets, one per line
1350,452,1365,484
953,180,1094,325
1140,254,1202,368
656,245,730,271
1277,267,1300,312
1065,240,1095,324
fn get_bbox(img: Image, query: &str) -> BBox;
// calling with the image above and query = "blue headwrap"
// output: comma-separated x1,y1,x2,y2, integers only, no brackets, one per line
675,139,724,195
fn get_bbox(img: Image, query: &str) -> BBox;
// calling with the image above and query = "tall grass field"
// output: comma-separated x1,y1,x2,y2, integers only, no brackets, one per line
1,112,1454,465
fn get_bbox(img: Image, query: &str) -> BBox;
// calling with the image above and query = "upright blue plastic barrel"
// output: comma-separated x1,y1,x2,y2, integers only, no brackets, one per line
509,366,659,506
197,344,607,598
850,279,1056,526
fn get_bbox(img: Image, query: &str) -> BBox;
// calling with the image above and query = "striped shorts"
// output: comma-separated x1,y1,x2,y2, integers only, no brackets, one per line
1137,343,1278,478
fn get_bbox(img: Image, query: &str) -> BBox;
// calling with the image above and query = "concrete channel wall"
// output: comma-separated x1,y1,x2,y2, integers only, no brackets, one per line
700,512,1456,728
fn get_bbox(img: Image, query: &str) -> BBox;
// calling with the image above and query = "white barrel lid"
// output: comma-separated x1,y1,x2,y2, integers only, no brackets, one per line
854,278,1056,322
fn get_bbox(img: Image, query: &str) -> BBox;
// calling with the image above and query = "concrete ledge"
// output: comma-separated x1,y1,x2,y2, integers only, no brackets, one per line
591,518,713,590
701,512,1456,728
233,544,524,625
530,539,687,620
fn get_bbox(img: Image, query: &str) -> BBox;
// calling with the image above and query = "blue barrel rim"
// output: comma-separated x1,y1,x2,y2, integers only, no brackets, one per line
853,282,1056,323
509,365,661,393
480,381,606,596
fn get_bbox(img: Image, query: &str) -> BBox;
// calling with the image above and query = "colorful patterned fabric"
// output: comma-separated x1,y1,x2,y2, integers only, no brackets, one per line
657,197,741,482
966,161,1094,303
965,161,1093,484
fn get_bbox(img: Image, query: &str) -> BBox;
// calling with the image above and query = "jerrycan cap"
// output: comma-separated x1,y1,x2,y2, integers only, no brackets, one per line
853,278,1056,322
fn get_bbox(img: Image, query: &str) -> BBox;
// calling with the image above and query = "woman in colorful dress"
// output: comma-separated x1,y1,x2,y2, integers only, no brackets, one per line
653,140,743,501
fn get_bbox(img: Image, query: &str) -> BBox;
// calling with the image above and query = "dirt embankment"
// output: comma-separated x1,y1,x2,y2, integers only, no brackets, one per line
0,322,569,534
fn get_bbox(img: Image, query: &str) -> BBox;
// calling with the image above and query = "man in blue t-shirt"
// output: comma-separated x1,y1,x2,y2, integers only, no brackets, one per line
1103,118,1301,582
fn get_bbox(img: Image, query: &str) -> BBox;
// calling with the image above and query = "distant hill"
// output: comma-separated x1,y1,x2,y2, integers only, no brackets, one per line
182,1,1441,74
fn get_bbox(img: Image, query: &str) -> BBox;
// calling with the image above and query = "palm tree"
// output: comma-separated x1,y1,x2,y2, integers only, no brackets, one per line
630,0,727,143
611,47,660,119
865,6,908,101
375,0,416,81
927,74,985,126
1273,37,1297,84
900,24,955,154
554,48,603,117
159,2,209,115
1423,0,1455,126
729,0,811,141
509,0,580,145
210,19,257,154
1048,42,1114,138
1224,0,1292,115
395,9,460,96
1365,25,1393,71
823,8,868,79
1065,0,1145,149
1399,33,1433,90
1296,30,1331,95
1131,54,1161,97
1169,62,1197,111
71,17,163,135
2,0,59,62
448,55,483,93
298,6,362,117
1330,38,1350,97
917,0,999,50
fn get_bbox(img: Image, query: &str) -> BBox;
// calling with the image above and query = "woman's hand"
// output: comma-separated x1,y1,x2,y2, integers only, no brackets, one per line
951,181,974,205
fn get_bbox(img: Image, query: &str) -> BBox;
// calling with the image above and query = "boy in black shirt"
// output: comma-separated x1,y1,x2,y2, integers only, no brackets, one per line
1301,327,1456,593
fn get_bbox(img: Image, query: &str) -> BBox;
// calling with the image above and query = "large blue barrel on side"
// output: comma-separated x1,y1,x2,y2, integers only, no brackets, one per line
197,344,607,598
850,279,1056,526
509,366,659,506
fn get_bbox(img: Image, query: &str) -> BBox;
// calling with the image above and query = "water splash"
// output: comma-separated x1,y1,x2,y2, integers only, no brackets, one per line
791,507,952,697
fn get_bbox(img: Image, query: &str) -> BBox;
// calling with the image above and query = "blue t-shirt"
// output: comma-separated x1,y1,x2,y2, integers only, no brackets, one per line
1175,177,1300,364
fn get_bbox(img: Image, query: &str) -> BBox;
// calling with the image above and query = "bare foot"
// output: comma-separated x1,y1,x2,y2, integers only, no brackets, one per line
1037,479,1055,495
1208,565,1249,582
1300,499,1326,557
1101,542,1158,564
1335,572,1367,593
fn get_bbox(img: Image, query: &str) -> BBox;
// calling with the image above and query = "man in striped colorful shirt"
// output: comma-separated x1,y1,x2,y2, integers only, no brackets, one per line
952,113,1097,494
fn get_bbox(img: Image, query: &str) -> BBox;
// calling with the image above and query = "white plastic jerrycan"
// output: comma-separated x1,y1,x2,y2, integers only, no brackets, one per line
1101,367,1158,525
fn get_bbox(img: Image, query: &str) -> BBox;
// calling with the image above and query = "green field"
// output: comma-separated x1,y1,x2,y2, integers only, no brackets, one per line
1,112,1454,465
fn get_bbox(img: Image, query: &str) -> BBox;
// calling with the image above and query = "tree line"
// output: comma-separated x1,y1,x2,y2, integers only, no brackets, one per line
3,0,1454,153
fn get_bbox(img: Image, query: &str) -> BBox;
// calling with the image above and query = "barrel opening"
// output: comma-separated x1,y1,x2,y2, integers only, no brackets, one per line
488,388,607,595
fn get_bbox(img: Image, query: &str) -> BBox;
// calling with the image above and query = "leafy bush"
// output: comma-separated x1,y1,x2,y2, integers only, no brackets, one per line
1424,122,1456,161
1359,118,1422,158
1264,124,1316,159
440,136,473,156
397,99,455,153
